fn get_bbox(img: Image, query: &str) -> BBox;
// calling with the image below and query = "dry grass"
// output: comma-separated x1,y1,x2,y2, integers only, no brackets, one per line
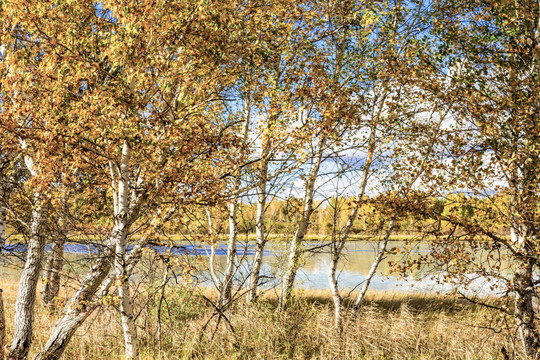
0,280,517,360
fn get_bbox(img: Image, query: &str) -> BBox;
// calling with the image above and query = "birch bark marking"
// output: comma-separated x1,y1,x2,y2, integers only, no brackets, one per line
247,170,268,302
220,201,239,307
114,141,139,360
8,195,44,360
510,174,540,358
41,212,65,309
41,238,64,309
509,7,540,357
248,62,280,302
205,208,221,288
33,263,115,360
8,153,46,360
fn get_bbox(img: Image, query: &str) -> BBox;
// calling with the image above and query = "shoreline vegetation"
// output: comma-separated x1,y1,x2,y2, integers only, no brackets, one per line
0,278,512,360
2,231,511,245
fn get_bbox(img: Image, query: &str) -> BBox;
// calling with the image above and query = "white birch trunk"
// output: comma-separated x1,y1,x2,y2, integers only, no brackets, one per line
114,142,139,360
328,229,347,333
509,173,540,358
8,194,45,360
353,219,395,310
247,64,282,302
247,173,267,302
8,152,46,360
205,208,221,288
34,203,166,360
220,202,238,308
34,266,115,360
327,96,382,330
513,247,540,359
279,137,326,309
219,92,251,308
41,212,65,309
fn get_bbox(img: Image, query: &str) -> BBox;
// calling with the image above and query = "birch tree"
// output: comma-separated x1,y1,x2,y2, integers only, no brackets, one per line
277,0,385,309
324,0,441,331
246,9,318,301
1,1,250,358
405,0,540,356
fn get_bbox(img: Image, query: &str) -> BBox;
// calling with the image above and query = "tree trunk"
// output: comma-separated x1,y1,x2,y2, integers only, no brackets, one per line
247,61,280,302
353,219,395,311
41,210,67,309
34,202,161,360
33,268,114,360
510,209,540,359
328,235,346,333
328,117,378,331
117,265,138,360
41,237,64,309
114,142,139,360
219,202,238,308
248,175,267,302
35,231,149,360
218,91,251,308
205,208,221,288
279,138,326,310
514,258,540,359
8,193,45,360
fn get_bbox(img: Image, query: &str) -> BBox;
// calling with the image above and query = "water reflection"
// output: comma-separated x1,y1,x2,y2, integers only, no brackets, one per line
1,240,503,295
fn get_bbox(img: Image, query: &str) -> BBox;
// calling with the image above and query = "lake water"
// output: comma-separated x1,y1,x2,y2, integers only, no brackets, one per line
0,240,499,295
204,240,499,296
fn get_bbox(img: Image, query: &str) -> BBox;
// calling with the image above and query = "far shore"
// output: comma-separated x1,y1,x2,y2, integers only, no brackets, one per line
2,231,510,244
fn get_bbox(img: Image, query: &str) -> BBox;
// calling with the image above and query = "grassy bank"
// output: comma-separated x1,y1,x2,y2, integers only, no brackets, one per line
0,279,517,360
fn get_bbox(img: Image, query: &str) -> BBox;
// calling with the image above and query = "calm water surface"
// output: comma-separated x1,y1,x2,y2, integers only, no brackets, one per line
1,240,499,295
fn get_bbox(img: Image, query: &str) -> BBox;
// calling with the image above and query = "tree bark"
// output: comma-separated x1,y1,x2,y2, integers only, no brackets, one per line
41,236,64,309
279,137,326,310
8,191,45,360
205,208,221,288
247,176,267,302
34,202,165,360
220,202,238,308
328,224,346,333
33,267,114,360
114,142,139,360
514,9,540,358
353,219,395,311
514,256,540,359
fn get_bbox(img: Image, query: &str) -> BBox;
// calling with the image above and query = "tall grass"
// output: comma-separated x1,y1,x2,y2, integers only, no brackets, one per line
0,280,517,359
